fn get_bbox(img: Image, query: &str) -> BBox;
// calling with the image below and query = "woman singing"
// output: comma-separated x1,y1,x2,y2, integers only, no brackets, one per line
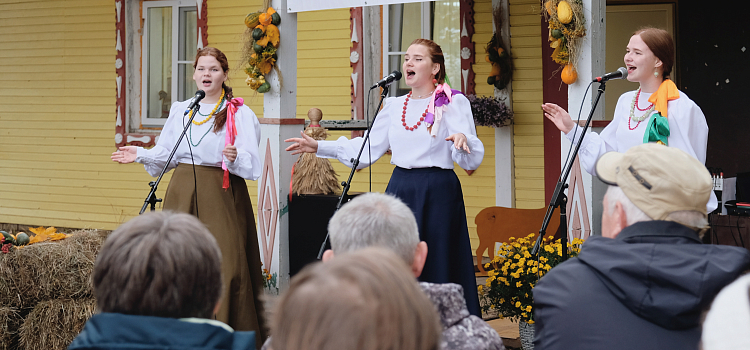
285,38,484,316
111,47,267,343
542,27,716,211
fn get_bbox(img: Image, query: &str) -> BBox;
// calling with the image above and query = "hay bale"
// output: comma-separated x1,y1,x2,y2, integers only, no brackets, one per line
0,230,106,308
19,298,96,350
0,307,23,350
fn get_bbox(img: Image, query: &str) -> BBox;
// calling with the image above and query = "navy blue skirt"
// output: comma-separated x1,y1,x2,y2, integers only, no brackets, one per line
386,167,480,317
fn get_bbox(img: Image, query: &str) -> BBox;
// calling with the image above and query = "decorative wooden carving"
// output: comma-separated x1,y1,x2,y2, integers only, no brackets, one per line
460,0,475,95
350,7,364,138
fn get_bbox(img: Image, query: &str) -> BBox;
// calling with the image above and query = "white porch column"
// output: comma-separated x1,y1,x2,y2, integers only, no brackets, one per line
257,0,303,294
493,0,514,207
562,0,605,239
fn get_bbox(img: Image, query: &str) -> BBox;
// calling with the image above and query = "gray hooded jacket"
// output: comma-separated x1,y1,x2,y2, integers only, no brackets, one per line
533,220,750,350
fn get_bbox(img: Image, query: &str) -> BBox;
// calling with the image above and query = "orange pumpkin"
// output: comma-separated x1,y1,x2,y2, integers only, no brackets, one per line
267,7,276,14
259,12,272,26
561,64,577,84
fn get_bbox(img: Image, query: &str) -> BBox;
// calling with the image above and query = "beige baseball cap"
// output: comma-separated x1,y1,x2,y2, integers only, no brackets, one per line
595,143,712,220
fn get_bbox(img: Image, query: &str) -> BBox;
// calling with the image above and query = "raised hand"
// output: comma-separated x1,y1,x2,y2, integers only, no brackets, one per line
542,103,576,134
285,131,319,155
111,146,137,164
223,144,238,162
445,133,470,153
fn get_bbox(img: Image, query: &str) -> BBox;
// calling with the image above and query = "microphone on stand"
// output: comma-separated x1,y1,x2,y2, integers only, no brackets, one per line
370,71,402,89
184,90,206,114
593,67,628,83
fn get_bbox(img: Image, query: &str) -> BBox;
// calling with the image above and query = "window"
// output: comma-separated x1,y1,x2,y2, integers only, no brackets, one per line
383,1,461,97
141,0,197,126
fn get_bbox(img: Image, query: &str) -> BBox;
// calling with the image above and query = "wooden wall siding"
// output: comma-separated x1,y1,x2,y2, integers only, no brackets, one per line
509,0,545,209
0,0,162,230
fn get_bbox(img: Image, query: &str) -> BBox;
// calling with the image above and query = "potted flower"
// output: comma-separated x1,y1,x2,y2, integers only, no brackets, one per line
479,233,584,350
467,94,513,128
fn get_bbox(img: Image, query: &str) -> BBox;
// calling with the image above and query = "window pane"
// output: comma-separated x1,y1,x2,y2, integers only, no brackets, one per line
147,7,172,119
178,7,198,101
432,1,461,90
178,63,196,102
179,8,197,61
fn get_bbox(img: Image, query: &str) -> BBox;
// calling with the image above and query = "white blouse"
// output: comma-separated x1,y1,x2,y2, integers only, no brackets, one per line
317,93,485,170
135,98,262,181
566,89,716,211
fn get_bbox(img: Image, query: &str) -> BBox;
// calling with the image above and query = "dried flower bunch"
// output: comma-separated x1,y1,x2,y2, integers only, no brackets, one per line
479,233,584,323
467,94,513,128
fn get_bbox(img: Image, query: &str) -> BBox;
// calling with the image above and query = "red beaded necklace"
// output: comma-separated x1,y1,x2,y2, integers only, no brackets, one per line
401,91,429,131
634,89,654,111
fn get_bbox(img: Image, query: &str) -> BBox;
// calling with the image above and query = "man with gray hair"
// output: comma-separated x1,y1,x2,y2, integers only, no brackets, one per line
321,192,504,350
533,143,750,350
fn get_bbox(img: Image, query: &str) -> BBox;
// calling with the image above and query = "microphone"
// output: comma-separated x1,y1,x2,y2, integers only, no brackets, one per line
593,67,628,83
184,90,206,114
370,71,402,89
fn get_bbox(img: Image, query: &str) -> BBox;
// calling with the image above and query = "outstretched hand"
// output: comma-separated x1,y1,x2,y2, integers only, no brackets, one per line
542,103,576,134
111,146,137,164
285,131,319,155
446,133,470,153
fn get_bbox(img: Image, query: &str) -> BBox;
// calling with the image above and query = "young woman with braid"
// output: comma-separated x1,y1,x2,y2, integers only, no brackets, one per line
111,47,266,345
285,38,484,316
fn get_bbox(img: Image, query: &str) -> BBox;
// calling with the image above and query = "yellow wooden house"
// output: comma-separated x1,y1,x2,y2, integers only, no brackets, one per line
0,0,548,256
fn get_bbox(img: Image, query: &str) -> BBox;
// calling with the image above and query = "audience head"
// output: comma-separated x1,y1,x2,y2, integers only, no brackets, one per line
324,192,427,277
93,211,223,319
271,247,442,350
702,274,750,349
596,143,711,238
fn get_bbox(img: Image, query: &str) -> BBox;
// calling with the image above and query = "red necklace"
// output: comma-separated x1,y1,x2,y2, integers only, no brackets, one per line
401,91,429,131
634,89,654,111
628,117,642,130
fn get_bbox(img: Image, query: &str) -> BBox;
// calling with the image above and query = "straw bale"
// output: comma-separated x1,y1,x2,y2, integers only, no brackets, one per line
19,298,96,350
0,307,23,350
0,230,106,308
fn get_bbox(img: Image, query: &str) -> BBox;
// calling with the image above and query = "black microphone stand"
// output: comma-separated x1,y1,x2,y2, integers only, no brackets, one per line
531,81,608,259
316,84,392,259
139,105,202,214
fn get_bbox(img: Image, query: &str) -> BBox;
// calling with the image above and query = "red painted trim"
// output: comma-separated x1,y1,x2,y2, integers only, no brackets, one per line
460,0,475,95
259,118,306,125
542,15,566,204
350,7,364,138
198,0,208,48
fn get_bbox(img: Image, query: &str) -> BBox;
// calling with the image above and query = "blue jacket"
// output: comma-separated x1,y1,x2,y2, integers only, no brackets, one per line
68,313,256,350
533,221,750,350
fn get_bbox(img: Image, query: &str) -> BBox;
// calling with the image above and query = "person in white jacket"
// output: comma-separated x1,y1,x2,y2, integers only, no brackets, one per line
542,27,716,212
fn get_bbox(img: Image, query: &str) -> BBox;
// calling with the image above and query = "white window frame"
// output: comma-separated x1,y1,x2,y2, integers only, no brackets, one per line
141,0,196,127
382,2,431,96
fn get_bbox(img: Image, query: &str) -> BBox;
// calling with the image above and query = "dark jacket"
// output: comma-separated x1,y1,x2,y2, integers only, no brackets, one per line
533,221,750,350
68,313,256,350
420,282,505,350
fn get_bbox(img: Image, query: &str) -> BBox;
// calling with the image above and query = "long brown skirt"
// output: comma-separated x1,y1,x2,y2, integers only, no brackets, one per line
164,164,267,345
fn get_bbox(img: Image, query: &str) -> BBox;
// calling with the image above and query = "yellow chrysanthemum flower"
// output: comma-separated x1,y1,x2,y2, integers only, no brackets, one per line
515,301,522,308
516,281,523,288
526,305,532,312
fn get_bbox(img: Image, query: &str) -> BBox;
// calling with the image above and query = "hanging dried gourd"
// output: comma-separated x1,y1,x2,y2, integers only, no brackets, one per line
542,0,585,84
241,6,282,93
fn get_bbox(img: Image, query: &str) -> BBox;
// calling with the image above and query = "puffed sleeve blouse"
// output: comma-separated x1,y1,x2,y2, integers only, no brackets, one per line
316,93,484,171
135,99,262,181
